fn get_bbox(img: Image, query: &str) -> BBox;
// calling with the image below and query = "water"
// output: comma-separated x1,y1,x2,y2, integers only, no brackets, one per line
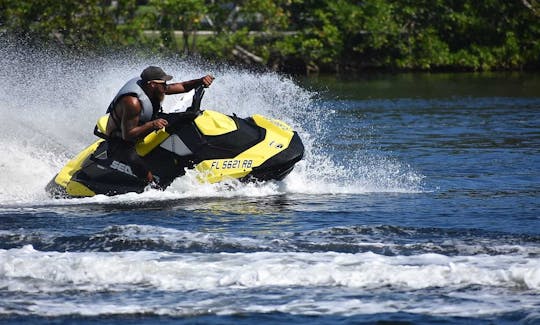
1,41,539,324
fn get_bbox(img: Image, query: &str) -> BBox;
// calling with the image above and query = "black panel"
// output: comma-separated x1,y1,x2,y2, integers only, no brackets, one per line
196,117,265,160
142,147,197,187
176,122,207,153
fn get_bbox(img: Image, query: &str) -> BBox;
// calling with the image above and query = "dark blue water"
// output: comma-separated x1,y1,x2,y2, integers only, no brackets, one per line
0,49,539,325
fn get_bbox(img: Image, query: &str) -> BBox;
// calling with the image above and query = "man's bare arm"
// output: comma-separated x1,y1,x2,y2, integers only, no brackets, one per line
166,75,214,95
120,96,167,141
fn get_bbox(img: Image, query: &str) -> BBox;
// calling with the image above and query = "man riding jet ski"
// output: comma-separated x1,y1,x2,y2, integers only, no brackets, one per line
45,67,304,197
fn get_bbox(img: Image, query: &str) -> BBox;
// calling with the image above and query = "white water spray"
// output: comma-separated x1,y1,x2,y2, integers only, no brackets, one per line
0,40,423,205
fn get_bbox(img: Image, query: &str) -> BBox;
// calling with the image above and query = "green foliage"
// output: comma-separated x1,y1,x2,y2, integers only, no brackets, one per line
1,0,539,72
233,0,290,31
148,0,207,55
386,0,539,71
0,0,142,50
197,28,256,62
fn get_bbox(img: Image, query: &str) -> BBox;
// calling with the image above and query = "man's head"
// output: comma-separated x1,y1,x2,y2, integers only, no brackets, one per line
141,66,173,102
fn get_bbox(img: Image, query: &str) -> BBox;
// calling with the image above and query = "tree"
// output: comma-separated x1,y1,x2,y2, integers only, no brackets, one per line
197,0,291,63
148,0,207,55
0,0,142,50
521,0,539,16
0,0,538,72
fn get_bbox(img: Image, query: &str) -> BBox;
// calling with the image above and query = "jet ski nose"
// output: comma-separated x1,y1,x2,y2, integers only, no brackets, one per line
249,132,304,181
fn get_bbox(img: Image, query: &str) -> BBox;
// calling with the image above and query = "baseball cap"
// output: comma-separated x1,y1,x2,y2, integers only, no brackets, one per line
140,66,173,82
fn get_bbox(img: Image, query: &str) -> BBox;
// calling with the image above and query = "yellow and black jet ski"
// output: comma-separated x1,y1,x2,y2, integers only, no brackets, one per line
45,86,304,197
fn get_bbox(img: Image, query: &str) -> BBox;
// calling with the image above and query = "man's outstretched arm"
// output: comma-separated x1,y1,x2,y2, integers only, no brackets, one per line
166,75,214,94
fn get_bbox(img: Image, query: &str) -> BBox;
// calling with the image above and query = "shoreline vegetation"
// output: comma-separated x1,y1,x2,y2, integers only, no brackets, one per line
1,0,539,75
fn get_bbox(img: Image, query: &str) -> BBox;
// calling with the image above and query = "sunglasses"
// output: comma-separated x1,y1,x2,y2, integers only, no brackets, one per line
148,80,168,89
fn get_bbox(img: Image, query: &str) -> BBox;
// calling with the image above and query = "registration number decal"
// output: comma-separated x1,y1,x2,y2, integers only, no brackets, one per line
210,159,253,169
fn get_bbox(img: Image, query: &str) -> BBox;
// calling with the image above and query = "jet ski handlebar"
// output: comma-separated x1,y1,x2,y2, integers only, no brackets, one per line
186,85,205,113
162,85,206,132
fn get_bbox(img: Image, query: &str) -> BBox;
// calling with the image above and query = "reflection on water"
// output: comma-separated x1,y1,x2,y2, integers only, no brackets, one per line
183,196,296,234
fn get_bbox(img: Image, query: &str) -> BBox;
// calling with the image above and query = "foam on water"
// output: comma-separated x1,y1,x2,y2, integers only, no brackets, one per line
2,245,539,292
0,245,538,317
0,39,424,205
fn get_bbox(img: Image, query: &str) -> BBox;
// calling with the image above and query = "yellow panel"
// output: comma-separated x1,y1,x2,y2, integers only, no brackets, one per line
135,129,170,156
54,140,104,188
66,180,96,197
195,110,238,136
96,114,109,134
251,115,294,134
236,114,294,162
94,113,170,157
195,115,295,183
195,159,252,183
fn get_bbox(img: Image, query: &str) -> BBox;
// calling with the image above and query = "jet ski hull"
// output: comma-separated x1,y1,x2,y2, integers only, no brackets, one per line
46,110,304,198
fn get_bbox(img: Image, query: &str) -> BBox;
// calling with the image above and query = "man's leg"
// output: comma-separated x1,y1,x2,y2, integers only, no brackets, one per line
108,139,156,184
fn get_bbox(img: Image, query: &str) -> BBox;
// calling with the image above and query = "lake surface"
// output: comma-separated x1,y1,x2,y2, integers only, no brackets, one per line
0,46,539,324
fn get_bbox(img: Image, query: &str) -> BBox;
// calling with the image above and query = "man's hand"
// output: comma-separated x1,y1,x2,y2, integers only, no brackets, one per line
201,75,215,88
151,118,168,130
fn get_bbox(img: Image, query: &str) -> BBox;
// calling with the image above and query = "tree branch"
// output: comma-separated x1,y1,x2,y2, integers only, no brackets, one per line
522,0,539,16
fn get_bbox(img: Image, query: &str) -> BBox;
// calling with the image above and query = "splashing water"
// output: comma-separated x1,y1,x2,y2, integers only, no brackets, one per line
0,39,423,205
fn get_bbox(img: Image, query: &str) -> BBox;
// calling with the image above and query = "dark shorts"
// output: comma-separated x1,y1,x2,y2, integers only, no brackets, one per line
107,138,150,180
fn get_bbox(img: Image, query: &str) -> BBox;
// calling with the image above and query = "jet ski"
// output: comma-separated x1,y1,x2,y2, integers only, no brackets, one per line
45,86,304,198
